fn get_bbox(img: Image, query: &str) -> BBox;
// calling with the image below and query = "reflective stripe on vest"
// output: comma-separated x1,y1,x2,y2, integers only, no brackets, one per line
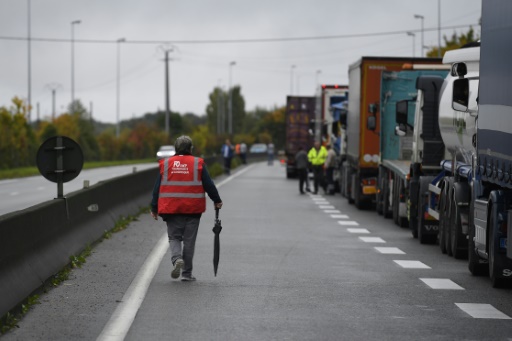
159,192,205,198
161,157,202,186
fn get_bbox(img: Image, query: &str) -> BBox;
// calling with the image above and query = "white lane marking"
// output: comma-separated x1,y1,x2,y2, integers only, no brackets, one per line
96,164,252,341
455,303,511,319
374,247,405,254
319,205,335,209
314,201,329,205
420,278,464,290
331,214,349,219
324,210,340,213
347,228,370,234
96,232,168,341
338,221,359,226
359,237,386,243
393,260,431,269
10,192,19,196
311,197,324,200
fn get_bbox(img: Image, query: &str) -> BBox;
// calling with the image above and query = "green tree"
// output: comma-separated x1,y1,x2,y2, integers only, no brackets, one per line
427,26,479,58
206,86,246,136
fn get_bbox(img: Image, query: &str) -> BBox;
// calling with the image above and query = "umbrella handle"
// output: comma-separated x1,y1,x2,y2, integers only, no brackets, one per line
215,208,219,220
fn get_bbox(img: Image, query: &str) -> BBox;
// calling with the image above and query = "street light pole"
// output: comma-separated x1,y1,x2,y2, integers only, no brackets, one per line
228,61,236,135
290,65,296,95
71,20,81,113
315,70,322,89
407,32,416,57
438,0,441,58
116,38,125,138
414,14,425,57
46,83,61,120
27,0,31,122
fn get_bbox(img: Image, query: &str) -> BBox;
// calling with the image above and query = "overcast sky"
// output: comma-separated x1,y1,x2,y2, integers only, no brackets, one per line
0,0,481,124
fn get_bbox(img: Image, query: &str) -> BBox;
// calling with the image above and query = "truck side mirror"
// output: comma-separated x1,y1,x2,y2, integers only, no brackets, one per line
451,62,467,77
395,124,406,137
452,78,469,112
396,100,409,125
367,116,376,131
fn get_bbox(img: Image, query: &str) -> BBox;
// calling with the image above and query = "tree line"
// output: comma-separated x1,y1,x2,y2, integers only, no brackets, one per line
0,86,286,170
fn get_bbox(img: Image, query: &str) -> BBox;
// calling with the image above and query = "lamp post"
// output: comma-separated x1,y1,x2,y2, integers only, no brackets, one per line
27,0,32,122
438,0,441,57
46,83,61,120
315,70,322,89
290,65,296,95
407,31,416,57
228,61,236,135
71,20,81,112
414,14,424,57
116,38,125,138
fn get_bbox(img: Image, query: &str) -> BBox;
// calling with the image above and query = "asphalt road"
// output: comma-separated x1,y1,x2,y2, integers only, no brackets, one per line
3,161,512,341
0,163,158,216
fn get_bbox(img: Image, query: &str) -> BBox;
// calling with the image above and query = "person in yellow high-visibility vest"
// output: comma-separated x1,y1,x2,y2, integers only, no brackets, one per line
307,141,328,194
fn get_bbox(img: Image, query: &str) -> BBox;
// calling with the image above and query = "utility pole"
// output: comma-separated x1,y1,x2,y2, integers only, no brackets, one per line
414,14,425,57
158,45,176,137
71,20,81,113
438,0,441,58
27,0,31,122
290,65,296,95
46,83,61,120
228,61,236,135
116,38,125,138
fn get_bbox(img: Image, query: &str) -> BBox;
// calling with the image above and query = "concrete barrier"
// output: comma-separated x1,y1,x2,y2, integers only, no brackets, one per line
0,167,159,317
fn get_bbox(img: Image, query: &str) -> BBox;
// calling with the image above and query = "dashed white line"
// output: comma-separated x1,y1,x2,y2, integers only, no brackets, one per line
319,205,335,209
314,201,330,205
330,214,349,219
324,210,340,214
374,247,405,254
393,260,431,269
359,237,386,243
311,197,325,200
420,278,464,290
455,303,511,319
347,228,370,234
338,221,359,226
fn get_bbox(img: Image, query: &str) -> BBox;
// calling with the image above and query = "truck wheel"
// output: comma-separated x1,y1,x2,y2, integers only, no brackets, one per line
467,200,487,276
383,177,392,218
409,184,418,239
450,197,468,259
489,211,506,288
438,184,447,253
418,180,435,244
444,183,453,256
392,176,399,225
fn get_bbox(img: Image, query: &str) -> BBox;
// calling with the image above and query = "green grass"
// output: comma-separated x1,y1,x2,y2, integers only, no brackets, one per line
0,159,155,180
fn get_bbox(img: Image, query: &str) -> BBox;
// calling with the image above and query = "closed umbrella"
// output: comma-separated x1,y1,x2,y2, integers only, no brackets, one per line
212,208,223,276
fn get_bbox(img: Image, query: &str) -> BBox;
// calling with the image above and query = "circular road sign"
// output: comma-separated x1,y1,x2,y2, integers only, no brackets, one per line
36,136,84,183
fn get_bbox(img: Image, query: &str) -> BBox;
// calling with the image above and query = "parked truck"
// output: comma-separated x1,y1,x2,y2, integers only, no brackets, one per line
315,85,349,192
427,0,512,287
285,96,316,178
376,67,449,234
341,57,442,208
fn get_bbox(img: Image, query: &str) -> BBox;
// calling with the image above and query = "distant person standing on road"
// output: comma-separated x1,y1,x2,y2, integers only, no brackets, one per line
240,142,247,164
151,135,223,282
308,141,327,194
221,139,234,175
267,141,275,165
324,144,337,195
295,146,309,194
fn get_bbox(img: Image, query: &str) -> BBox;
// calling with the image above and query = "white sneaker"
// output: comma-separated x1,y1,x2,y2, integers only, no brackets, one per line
171,258,184,279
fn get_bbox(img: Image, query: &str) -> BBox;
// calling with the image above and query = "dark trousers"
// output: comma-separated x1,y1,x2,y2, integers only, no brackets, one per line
326,167,334,192
224,157,232,175
298,168,307,193
312,165,325,193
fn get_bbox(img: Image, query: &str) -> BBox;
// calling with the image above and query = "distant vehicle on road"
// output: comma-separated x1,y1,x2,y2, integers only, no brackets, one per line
156,145,176,160
250,143,267,154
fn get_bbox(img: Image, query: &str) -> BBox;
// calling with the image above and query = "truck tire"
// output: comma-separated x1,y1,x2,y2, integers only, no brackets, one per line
383,176,392,218
392,176,399,225
409,183,419,239
348,173,355,204
418,180,436,244
376,168,384,215
398,179,408,228
489,210,506,288
467,200,487,276
444,182,453,256
438,183,447,254
449,196,468,259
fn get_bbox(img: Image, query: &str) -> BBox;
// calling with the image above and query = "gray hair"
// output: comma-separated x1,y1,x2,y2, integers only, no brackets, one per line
174,135,193,154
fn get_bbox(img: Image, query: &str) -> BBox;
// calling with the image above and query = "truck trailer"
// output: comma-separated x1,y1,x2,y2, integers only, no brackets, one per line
285,96,316,178
428,0,512,287
376,67,449,232
341,57,442,208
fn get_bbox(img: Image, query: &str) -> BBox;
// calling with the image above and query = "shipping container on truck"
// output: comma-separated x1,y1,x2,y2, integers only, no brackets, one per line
285,96,316,178
341,57,442,208
427,0,512,288
376,67,449,232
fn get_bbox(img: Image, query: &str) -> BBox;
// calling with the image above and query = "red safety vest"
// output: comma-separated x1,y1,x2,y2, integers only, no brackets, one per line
158,155,206,214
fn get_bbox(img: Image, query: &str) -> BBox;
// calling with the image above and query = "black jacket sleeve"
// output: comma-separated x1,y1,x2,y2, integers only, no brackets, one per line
202,165,222,203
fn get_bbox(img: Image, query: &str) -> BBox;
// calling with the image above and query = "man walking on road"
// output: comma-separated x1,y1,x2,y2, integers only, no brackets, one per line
151,135,223,281
308,141,327,194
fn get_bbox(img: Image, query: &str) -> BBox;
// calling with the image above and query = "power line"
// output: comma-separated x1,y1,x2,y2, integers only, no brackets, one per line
0,23,478,45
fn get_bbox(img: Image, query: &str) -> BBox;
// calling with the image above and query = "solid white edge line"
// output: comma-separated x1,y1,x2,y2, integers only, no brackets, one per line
96,164,252,341
96,233,168,341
